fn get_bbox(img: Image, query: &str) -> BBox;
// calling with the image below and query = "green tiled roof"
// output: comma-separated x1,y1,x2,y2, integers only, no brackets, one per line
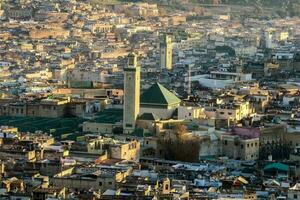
263,162,289,172
0,116,84,138
140,83,181,106
93,108,123,124
139,113,160,121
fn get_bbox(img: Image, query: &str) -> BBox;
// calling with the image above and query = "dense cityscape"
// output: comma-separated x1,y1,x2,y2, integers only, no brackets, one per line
0,0,300,199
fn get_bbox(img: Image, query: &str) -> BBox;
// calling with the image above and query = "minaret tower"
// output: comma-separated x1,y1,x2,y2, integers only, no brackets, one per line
123,53,140,134
160,34,173,70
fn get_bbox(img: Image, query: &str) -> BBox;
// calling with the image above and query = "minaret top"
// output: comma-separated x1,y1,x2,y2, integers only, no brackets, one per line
161,34,172,46
127,52,137,68
125,52,139,71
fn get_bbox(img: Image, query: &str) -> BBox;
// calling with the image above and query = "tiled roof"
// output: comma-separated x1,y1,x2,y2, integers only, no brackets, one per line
139,113,160,121
140,83,181,106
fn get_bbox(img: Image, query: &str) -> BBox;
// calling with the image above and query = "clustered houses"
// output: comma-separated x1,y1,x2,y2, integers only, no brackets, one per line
0,0,300,199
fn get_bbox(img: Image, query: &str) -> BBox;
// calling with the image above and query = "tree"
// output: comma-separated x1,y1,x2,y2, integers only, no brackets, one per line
158,124,200,162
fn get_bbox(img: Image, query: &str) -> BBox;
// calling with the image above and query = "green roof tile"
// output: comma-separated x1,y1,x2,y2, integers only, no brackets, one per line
140,83,181,106
93,108,123,124
263,162,289,172
139,113,160,121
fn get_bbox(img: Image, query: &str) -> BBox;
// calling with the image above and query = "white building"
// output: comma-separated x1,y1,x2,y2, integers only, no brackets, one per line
191,71,252,89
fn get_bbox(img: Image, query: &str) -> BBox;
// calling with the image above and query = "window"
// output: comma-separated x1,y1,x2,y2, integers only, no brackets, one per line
224,140,227,145
108,182,112,185
228,112,232,115
247,144,249,147
251,143,253,147
294,194,297,199
126,124,132,128
241,145,244,149
146,141,149,145
165,184,169,190
99,182,103,186
189,113,191,116
220,112,225,115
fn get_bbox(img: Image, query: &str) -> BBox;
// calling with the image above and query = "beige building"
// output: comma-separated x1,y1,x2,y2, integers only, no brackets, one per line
205,101,252,122
221,134,259,161
178,106,205,121
160,34,173,70
53,170,119,191
288,183,300,200
29,28,70,39
123,53,140,134
83,122,121,134
70,136,140,162
110,140,140,161
284,130,300,149
0,148,36,162
0,98,86,118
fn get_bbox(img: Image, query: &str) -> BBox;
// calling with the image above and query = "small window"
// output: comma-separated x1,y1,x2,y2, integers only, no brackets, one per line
126,124,132,128
108,182,112,185
165,184,169,190
224,140,227,145
189,113,191,116
247,144,249,147
294,194,297,199
241,145,244,149
146,141,149,145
